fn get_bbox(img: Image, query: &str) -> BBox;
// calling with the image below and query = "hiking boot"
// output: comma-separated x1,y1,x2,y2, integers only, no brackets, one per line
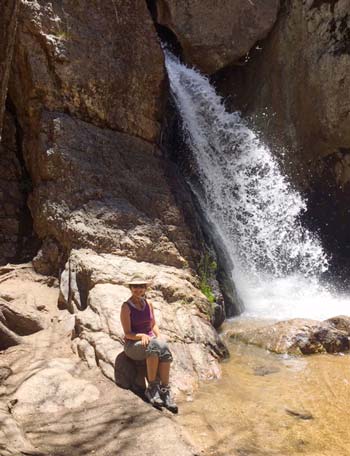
160,385,178,414
145,382,163,408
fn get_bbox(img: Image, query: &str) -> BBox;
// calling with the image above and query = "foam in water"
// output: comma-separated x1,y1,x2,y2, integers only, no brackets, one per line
165,51,350,321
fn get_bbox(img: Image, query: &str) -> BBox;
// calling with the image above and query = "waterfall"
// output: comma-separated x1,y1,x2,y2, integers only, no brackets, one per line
165,51,350,321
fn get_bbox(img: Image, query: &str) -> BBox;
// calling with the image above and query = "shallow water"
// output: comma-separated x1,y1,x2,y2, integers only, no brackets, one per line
178,334,350,456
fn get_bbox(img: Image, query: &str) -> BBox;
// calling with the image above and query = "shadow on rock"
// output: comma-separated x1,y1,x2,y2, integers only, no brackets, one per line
114,352,147,400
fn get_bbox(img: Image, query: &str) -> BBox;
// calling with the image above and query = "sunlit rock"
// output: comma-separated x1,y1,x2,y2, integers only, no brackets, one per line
60,249,228,395
229,318,350,355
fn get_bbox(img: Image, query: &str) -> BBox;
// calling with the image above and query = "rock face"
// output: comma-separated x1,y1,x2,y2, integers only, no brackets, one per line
62,249,227,395
229,317,350,355
5,0,203,275
23,111,195,273
0,0,19,136
10,0,164,142
0,109,39,265
153,0,280,73
217,0,350,270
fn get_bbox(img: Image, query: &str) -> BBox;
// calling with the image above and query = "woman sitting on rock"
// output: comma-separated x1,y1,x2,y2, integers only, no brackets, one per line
120,274,178,413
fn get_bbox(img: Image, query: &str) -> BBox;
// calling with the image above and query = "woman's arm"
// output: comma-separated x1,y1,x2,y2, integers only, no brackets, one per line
149,302,161,338
120,303,151,346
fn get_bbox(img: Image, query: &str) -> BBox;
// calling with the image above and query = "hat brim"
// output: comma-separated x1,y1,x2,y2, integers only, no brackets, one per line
127,281,150,286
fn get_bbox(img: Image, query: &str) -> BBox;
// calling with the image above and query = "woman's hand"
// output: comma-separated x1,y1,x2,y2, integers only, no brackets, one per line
140,334,151,347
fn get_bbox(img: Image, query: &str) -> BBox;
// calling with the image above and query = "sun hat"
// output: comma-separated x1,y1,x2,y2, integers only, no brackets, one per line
127,273,151,286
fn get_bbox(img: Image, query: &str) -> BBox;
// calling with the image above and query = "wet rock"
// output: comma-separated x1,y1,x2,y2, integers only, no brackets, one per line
229,318,350,355
326,315,350,333
252,365,280,376
155,0,280,73
211,297,226,329
61,249,227,395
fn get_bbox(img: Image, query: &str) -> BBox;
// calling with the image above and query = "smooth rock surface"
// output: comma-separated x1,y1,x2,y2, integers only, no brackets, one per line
155,0,280,73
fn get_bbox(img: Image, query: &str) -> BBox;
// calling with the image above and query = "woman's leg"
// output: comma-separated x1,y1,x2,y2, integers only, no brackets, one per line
158,361,171,386
146,355,159,383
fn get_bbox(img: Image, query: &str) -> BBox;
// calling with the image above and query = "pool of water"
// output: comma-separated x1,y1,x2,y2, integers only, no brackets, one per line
177,330,350,455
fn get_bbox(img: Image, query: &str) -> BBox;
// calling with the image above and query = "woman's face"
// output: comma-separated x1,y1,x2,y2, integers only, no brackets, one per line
130,284,147,298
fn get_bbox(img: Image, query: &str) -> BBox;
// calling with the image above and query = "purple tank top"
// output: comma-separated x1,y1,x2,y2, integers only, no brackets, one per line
126,298,154,336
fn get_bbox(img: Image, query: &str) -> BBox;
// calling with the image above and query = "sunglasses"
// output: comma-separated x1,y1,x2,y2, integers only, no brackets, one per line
131,284,147,289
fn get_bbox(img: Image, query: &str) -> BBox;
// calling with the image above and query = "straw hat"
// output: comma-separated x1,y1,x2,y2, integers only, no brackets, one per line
127,274,150,286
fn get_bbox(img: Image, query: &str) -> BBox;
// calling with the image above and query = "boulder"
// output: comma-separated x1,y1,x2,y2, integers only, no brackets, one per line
326,315,350,333
0,0,19,136
0,264,59,349
61,249,228,395
154,0,280,73
229,317,350,355
0,293,51,350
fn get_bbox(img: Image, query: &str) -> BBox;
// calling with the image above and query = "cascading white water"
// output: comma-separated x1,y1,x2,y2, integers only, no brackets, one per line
165,51,350,321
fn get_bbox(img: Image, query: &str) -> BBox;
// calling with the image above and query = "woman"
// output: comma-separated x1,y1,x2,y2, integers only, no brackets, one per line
120,274,178,413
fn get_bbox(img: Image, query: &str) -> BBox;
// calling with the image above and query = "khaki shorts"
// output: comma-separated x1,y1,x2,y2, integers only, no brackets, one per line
124,337,173,362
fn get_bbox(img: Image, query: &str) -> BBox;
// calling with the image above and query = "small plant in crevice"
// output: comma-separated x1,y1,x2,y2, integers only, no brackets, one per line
198,252,217,305
55,30,70,41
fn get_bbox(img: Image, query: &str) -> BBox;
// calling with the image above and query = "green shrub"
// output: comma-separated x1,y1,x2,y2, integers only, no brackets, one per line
198,252,217,304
